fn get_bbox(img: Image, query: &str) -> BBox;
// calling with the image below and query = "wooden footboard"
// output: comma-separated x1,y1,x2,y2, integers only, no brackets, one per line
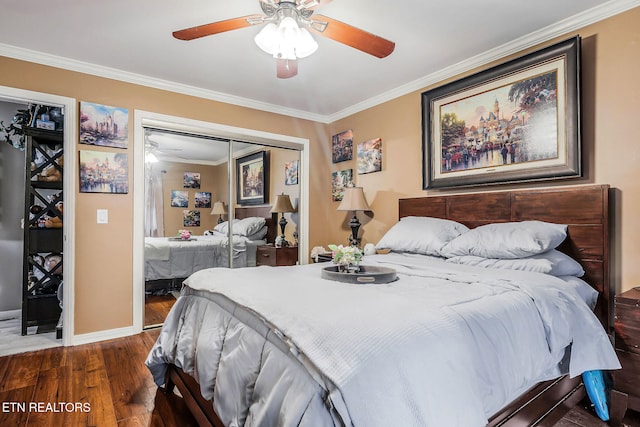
165,363,585,427
165,364,222,427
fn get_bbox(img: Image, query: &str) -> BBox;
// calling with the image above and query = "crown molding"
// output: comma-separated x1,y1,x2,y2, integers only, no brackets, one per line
2,0,638,125
326,0,640,122
0,43,327,123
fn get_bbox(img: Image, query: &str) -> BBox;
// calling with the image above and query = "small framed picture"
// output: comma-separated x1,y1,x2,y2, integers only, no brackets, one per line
285,160,299,185
357,138,382,174
195,191,212,208
332,130,353,163
183,172,201,189
183,210,201,227
79,150,129,194
331,169,353,201
79,102,129,148
170,190,188,208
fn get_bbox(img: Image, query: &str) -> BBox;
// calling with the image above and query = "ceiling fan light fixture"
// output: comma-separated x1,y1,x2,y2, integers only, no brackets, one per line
255,15,317,60
254,22,279,54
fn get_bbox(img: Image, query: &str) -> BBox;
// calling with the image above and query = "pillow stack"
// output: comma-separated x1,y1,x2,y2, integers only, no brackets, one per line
376,218,584,278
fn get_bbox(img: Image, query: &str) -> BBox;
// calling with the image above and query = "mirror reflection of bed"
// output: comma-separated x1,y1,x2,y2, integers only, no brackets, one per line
143,131,299,328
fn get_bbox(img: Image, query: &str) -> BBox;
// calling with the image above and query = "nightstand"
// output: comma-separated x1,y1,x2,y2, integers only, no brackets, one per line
610,288,640,426
256,244,298,267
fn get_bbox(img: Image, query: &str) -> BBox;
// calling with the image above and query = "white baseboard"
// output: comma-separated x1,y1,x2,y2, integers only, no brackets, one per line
72,326,136,346
0,309,21,321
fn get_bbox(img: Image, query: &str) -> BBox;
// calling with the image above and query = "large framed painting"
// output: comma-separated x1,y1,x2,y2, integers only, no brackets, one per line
422,36,581,189
236,151,269,206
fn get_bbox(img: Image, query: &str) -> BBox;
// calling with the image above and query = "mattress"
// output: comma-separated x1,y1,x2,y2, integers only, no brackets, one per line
144,234,266,280
146,253,619,426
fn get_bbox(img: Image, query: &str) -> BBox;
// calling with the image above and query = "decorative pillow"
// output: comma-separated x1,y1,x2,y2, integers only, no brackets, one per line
375,216,469,256
446,249,584,277
440,221,567,259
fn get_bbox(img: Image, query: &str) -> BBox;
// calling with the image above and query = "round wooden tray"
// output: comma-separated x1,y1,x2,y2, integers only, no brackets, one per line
321,265,397,284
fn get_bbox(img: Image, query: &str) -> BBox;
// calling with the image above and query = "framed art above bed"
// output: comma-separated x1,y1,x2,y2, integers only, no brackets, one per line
236,151,269,206
422,36,581,189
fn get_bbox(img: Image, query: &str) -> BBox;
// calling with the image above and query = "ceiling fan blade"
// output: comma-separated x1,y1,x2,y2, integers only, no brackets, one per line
173,15,264,40
277,59,298,79
309,15,395,58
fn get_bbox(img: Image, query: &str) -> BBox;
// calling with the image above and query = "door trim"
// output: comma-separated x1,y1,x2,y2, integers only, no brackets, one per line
132,110,310,332
0,85,76,347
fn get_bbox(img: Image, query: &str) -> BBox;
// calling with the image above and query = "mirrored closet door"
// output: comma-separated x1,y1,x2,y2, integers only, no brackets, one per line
142,130,300,328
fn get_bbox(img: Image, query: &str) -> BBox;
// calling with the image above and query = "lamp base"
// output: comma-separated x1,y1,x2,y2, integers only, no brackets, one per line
348,215,361,247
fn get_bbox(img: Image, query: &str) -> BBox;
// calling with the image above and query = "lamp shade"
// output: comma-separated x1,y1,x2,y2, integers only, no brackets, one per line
271,193,295,213
210,201,226,215
337,187,371,212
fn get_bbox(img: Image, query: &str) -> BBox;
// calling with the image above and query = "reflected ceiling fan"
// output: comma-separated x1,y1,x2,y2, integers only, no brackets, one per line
173,0,395,78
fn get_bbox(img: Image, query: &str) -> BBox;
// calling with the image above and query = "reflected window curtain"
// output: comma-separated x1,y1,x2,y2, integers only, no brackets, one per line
145,163,164,237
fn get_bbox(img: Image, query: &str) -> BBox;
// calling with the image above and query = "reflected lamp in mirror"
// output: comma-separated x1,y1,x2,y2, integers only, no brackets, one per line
337,186,371,247
210,201,226,224
271,193,295,247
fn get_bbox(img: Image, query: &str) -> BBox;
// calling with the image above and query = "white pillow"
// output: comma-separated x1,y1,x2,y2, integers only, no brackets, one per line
233,217,267,237
245,226,268,241
213,219,239,234
446,249,584,277
213,217,266,237
440,221,567,259
375,216,469,257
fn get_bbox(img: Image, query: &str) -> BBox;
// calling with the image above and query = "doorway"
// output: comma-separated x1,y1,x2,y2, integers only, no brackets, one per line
133,110,309,331
0,85,76,353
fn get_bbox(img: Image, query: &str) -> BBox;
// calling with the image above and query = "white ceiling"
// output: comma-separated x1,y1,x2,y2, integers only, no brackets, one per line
0,0,637,123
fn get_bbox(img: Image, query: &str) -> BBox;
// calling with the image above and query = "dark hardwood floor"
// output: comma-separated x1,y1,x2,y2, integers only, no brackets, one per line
144,294,177,328
0,329,638,426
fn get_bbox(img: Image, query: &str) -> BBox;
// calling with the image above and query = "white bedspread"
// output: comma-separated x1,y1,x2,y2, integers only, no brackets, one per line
179,253,619,427
144,233,265,280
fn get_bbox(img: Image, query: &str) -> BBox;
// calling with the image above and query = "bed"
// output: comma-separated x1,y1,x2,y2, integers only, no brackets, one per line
144,206,276,291
146,185,619,426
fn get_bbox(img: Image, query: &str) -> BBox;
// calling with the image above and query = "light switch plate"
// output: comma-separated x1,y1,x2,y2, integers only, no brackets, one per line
97,209,108,224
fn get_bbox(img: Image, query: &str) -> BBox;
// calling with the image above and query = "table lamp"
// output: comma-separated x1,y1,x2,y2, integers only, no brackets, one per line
337,186,371,247
271,193,295,246
210,201,226,224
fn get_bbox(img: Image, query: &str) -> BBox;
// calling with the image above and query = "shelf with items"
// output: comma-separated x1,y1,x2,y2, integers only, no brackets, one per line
22,126,64,335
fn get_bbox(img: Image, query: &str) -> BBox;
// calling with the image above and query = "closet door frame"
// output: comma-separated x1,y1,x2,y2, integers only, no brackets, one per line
132,110,309,333
0,85,76,347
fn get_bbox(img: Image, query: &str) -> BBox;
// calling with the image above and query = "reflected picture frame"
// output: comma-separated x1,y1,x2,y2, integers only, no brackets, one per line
236,151,269,206
422,36,581,189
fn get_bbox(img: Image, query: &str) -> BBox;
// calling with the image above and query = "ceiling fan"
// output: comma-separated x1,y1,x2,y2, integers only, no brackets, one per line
172,0,395,78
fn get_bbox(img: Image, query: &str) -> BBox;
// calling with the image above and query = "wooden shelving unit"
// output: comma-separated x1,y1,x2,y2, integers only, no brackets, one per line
21,127,64,336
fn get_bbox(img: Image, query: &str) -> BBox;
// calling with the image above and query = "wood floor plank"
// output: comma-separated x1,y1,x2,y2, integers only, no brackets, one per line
0,351,43,392
0,386,33,426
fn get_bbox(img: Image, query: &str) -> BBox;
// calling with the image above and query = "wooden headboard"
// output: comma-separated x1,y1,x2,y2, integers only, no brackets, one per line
235,206,277,244
398,184,612,333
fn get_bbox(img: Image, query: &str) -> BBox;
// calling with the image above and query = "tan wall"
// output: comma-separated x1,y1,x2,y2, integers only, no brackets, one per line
0,56,329,335
327,7,640,293
1,6,638,336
